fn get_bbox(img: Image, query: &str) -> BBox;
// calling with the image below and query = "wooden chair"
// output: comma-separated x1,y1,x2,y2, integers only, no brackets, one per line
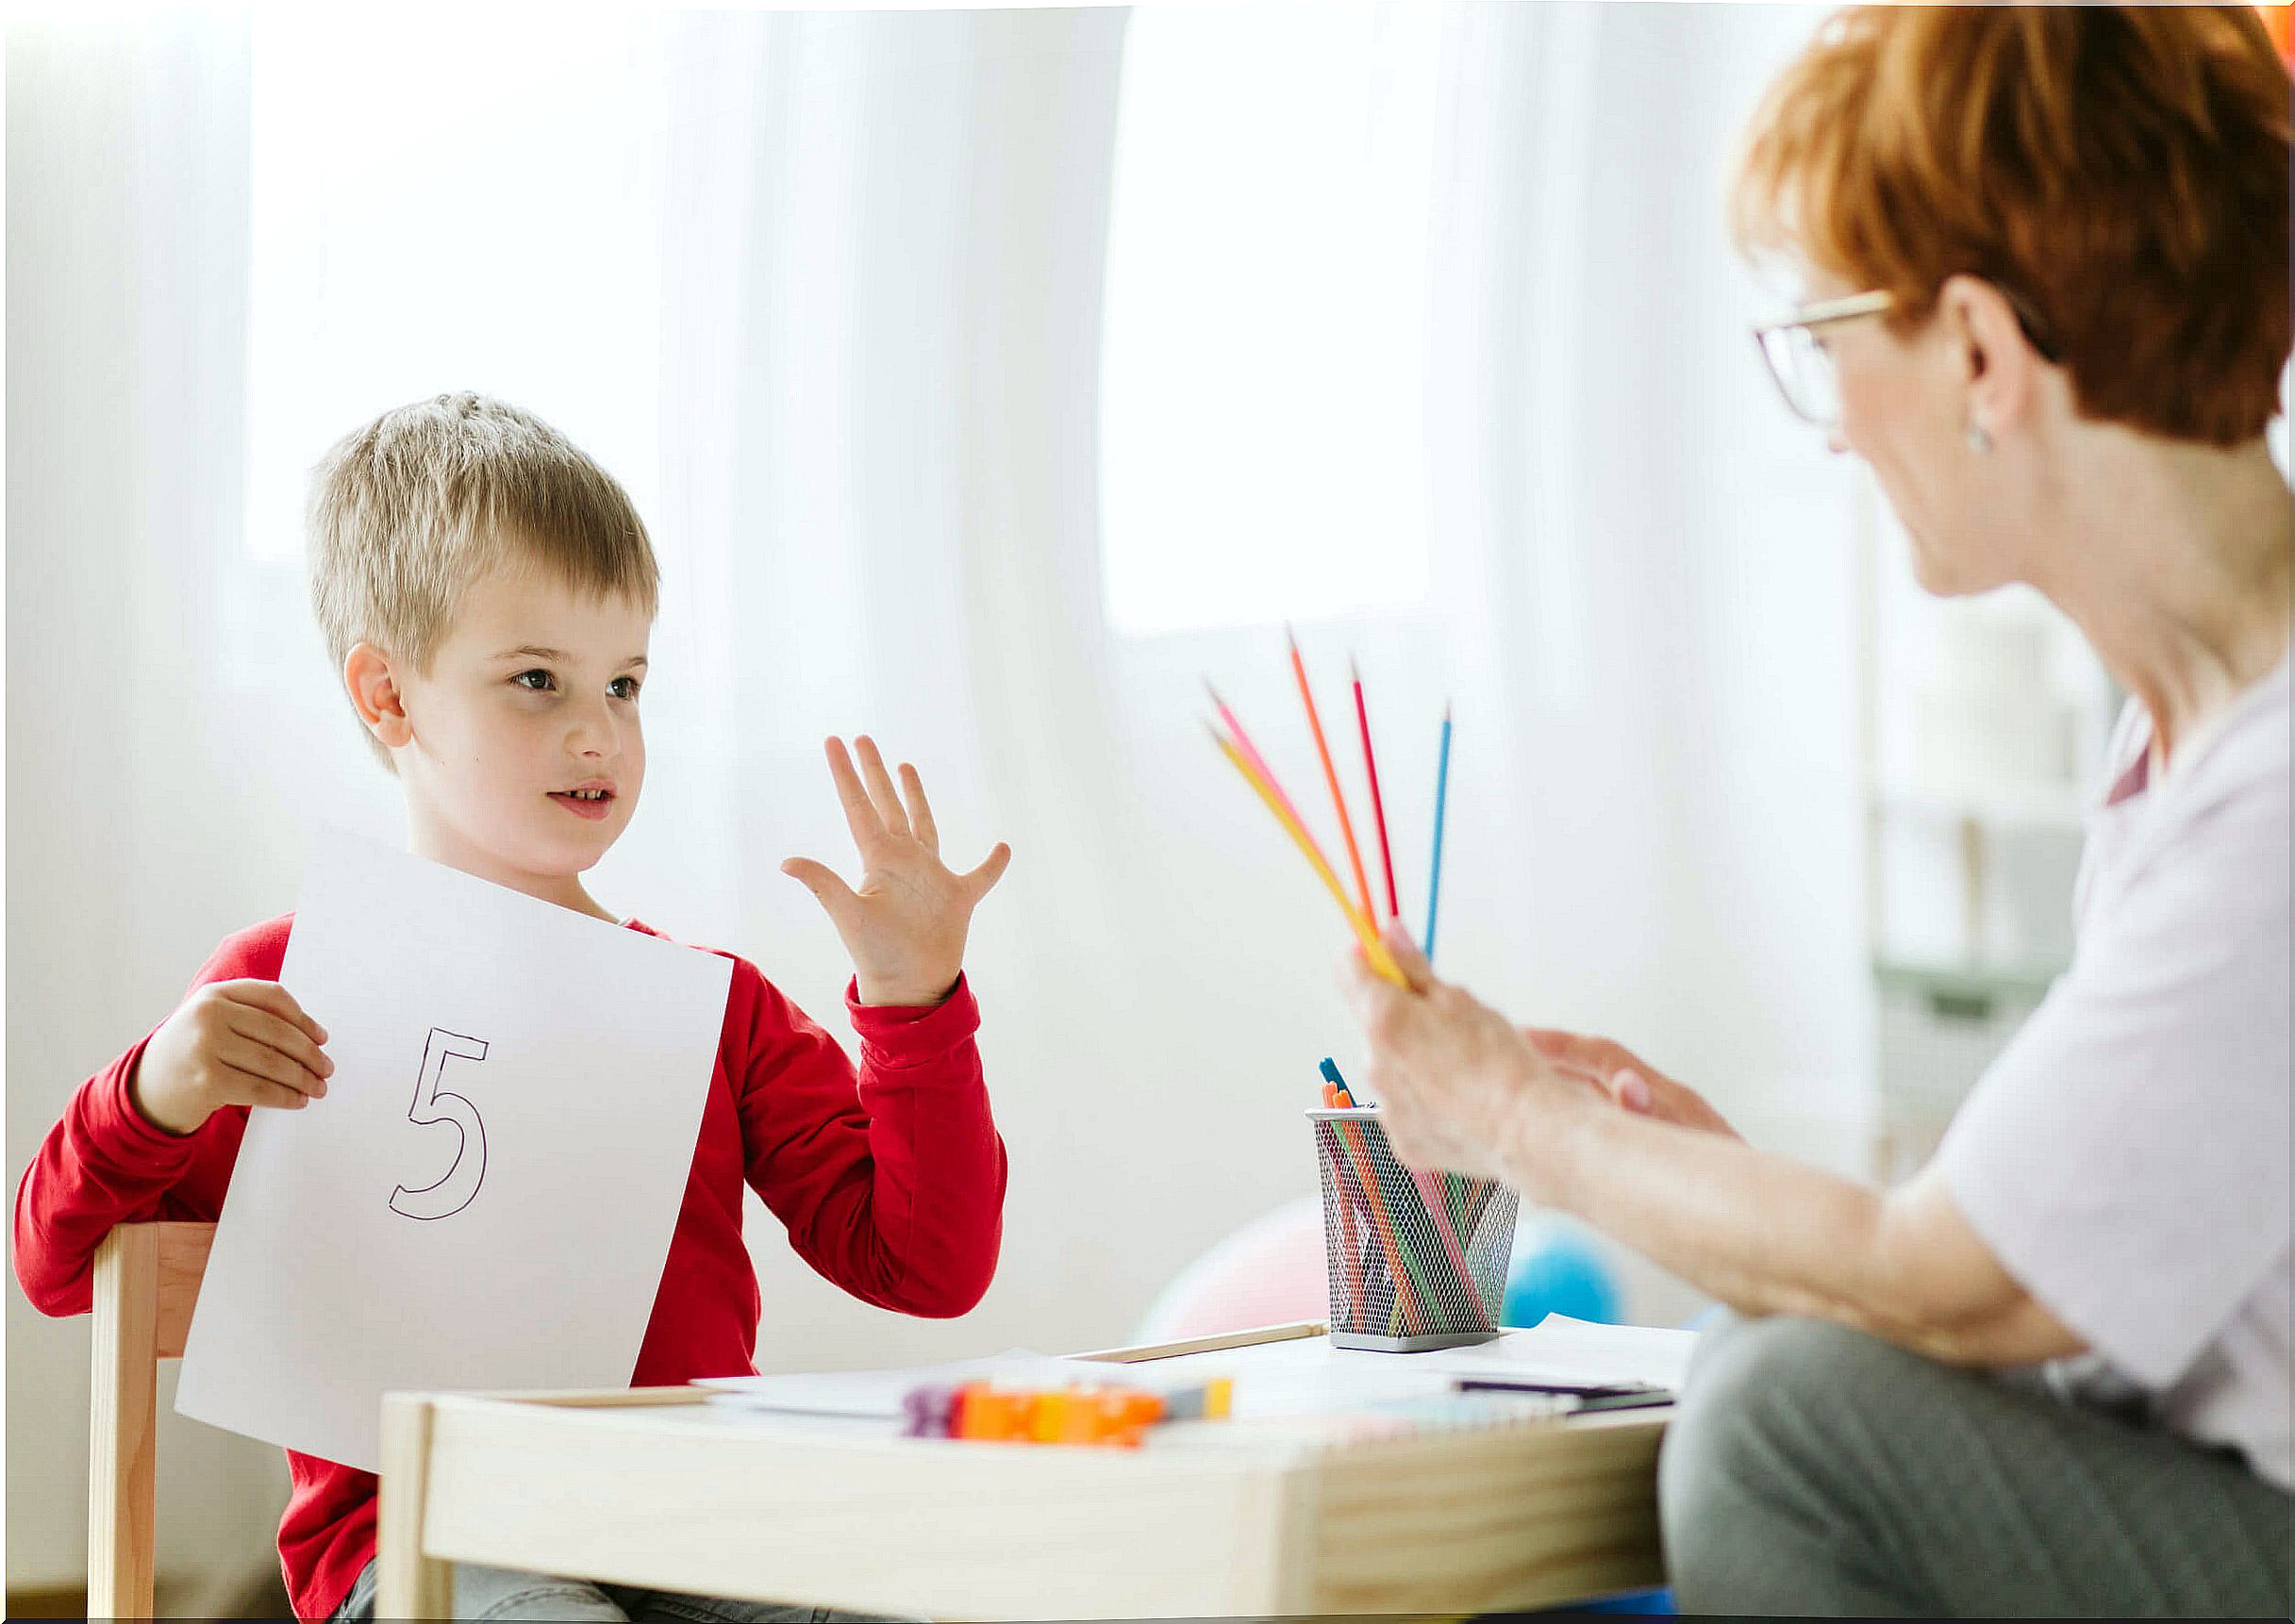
87,1220,216,1621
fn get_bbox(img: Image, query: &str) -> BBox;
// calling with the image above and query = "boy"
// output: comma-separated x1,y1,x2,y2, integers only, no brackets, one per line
14,393,1013,1623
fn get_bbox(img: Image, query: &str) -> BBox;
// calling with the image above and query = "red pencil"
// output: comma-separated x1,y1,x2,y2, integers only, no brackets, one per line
1287,626,1378,930
1350,655,1401,919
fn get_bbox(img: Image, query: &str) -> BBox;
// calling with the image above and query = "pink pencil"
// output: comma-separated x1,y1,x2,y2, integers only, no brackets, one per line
1205,679,1318,846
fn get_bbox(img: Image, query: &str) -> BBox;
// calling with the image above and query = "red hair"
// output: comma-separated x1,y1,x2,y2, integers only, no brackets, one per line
1732,7,2290,446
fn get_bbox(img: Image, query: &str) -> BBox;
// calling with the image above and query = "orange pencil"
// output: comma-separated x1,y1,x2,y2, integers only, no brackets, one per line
1350,655,1401,919
1286,627,1378,928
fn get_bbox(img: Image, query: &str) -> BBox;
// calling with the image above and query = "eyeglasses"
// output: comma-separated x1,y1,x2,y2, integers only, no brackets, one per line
1753,284,2065,428
1751,290,1892,427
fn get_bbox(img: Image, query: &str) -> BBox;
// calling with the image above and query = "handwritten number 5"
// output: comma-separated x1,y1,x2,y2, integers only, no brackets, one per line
389,1027,490,1221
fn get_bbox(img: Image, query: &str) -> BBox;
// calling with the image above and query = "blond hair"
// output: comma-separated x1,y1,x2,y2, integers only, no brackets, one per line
307,393,661,769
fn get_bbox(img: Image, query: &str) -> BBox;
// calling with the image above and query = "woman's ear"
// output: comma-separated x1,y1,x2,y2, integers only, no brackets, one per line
1937,273,2039,441
343,642,414,750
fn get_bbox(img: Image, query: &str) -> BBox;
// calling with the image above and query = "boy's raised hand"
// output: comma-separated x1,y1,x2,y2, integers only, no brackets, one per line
781,736,1012,1006
131,979,334,1136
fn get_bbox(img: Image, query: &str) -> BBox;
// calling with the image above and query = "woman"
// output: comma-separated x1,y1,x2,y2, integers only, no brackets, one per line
1342,9,2291,1616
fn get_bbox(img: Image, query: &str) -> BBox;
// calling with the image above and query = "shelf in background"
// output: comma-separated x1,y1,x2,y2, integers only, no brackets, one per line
1869,776,2087,834
1871,953,2065,1005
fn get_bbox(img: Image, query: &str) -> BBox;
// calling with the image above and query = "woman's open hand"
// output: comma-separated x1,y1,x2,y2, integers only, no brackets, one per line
1522,1027,1741,1139
1338,920,1588,1188
782,737,1012,1006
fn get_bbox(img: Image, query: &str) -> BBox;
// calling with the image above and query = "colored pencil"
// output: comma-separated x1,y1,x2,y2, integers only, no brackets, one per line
1204,680,1322,866
1350,656,1402,919
1337,1119,1430,1334
1206,723,1407,986
1321,1099,1376,1330
1463,1172,1495,1241
1424,703,1453,961
1326,1117,1399,1332
1333,1147,1367,1326
1286,627,1379,930
1409,1167,1479,1323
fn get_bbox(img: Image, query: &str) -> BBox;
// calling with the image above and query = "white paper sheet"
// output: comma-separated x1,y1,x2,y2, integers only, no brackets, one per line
690,1317,1699,1436
1420,1315,1700,1390
175,832,733,1471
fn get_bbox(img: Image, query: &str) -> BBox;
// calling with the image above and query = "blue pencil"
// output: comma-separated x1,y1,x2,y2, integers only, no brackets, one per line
1423,704,1452,960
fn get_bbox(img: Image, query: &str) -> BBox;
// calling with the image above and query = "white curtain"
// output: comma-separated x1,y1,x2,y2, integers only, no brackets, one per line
8,17,291,1605
8,3,1858,1593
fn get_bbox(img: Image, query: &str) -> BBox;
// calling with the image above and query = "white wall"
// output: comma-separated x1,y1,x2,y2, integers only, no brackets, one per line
6,4,1870,1596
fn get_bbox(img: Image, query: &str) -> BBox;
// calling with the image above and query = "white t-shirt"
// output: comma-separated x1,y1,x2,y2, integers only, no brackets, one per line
1938,653,2292,1490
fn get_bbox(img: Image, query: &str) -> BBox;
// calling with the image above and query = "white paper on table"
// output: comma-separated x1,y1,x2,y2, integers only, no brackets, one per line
175,832,733,1473
1057,1318,1703,1418
1415,1315,1701,1390
1195,1348,1455,1419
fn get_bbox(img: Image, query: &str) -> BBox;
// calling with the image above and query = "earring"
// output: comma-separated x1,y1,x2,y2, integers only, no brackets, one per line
1965,423,1993,454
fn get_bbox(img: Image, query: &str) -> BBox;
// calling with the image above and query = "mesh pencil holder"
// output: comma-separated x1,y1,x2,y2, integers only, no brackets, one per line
1310,1108,1519,1351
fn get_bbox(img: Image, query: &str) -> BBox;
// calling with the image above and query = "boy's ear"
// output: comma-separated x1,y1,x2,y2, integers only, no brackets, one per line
343,642,414,750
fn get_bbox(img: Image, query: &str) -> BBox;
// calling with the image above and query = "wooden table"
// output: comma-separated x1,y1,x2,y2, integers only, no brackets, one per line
376,1322,1668,1621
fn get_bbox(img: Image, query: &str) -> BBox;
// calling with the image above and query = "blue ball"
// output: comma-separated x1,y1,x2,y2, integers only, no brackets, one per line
1502,1215,1622,1328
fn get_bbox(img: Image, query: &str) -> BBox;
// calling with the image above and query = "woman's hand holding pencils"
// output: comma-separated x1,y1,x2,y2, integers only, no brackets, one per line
1337,920,1591,1187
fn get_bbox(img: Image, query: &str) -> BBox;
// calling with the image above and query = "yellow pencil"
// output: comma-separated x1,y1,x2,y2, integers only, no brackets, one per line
1209,723,1408,987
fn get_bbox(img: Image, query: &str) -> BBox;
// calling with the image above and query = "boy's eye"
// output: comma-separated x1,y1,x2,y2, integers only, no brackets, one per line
510,669,639,699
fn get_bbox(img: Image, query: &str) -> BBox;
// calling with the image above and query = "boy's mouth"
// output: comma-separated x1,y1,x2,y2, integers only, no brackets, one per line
549,786,616,821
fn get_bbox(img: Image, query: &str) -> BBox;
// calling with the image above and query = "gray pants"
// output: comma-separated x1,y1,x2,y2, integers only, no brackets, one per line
330,1557,918,1623
1659,1313,2294,1616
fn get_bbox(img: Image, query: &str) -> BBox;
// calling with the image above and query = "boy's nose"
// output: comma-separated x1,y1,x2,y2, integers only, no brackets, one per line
565,704,623,757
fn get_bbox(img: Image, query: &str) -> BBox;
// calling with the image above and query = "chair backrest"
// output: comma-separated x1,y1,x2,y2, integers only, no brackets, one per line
88,1221,215,1622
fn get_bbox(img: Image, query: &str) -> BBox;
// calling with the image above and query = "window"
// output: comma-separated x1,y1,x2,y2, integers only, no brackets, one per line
1096,4,1442,636
242,14,665,567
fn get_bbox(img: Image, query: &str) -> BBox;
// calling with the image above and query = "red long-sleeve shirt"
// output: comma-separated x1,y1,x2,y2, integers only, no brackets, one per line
13,912,1007,1622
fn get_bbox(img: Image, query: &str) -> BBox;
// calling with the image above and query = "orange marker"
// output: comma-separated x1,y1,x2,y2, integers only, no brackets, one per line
953,1383,1174,1448
954,1385,1033,1442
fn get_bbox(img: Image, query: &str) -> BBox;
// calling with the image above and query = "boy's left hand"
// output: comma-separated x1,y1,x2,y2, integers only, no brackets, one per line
782,736,1012,1006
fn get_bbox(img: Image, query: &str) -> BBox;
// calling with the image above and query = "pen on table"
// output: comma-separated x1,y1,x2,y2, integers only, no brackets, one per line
1453,1381,1673,1415
1568,1390,1676,1414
